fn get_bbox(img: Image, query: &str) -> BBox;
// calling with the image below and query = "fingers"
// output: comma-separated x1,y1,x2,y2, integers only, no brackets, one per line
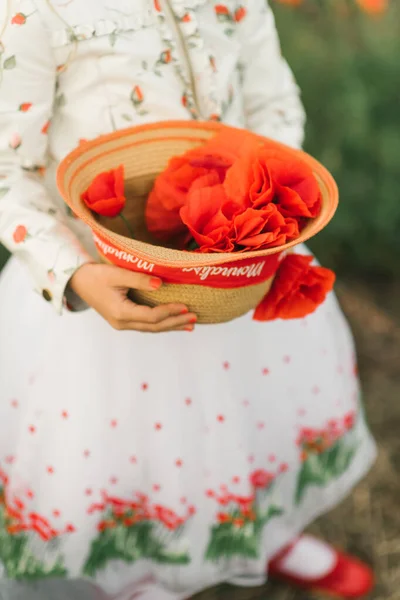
109,300,197,332
120,301,191,324
125,316,196,333
108,265,163,292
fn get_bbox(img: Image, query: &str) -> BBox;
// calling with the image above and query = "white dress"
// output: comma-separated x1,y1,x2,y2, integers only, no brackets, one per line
0,0,376,598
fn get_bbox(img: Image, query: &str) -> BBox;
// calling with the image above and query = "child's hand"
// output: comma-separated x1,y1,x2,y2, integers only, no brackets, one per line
69,263,196,333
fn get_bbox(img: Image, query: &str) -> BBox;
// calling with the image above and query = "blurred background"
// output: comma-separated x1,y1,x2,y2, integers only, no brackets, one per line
1,1,399,598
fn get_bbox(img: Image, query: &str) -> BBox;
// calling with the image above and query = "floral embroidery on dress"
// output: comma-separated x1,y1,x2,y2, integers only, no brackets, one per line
130,85,148,116
205,467,285,562
295,411,359,504
0,469,71,579
83,491,195,575
214,3,246,36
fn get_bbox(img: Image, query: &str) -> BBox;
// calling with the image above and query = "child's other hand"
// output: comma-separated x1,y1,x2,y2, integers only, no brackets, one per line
69,263,196,333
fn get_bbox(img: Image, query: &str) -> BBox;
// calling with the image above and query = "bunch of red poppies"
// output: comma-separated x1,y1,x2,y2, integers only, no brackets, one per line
146,129,321,252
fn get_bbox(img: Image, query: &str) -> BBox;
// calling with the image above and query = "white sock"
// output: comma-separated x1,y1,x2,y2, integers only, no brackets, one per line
275,535,338,580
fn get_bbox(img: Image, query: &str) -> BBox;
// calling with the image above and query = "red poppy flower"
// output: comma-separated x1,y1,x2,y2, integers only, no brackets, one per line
254,254,335,321
180,177,236,252
215,5,230,15
224,148,275,210
181,182,298,253
250,469,275,489
233,205,299,251
267,155,322,220
81,165,126,218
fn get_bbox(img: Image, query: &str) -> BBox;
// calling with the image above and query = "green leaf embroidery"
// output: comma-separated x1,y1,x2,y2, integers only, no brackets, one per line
83,519,190,576
295,436,359,505
122,114,133,122
0,187,10,199
4,56,17,70
205,502,283,562
0,494,68,580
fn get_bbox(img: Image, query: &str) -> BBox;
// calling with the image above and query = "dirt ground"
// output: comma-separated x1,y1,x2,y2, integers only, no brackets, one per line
193,280,400,600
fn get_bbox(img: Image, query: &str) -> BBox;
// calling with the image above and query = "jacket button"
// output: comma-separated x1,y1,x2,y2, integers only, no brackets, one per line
42,289,52,302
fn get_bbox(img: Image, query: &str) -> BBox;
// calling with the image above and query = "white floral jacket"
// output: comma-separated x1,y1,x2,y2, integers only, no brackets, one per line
0,0,305,313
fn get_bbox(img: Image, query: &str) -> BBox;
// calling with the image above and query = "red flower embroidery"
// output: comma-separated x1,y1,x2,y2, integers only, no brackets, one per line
234,6,247,22
250,469,275,489
344,412,356,430
254,254,335,322
12,225,27,244
19,103,32,112
154,0,162,12
181,13,191,22
11,13,27,25
160,49,172,64
131,85,144,106
215,5,230,15
9,133,21,150
81,165,126,218
41,120,51,135
217,512,231,523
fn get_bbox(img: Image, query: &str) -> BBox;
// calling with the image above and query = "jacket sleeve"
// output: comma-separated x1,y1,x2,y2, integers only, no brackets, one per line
238,0,306,149
0,0,93,313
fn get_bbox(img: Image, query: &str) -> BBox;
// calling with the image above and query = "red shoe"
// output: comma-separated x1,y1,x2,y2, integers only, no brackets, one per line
269,540,375,599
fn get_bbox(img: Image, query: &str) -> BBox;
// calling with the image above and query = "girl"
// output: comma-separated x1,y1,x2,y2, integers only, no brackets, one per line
0,1,377,599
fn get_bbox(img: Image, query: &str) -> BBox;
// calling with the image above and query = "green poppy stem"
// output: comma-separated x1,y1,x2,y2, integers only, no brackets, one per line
119,213,135,239
187,238,199,251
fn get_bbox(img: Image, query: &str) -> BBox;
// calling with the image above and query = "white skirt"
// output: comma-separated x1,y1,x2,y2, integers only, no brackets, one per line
0,257,376,598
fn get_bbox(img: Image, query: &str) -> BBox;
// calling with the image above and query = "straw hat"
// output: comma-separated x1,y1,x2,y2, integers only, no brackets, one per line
57,121,338,324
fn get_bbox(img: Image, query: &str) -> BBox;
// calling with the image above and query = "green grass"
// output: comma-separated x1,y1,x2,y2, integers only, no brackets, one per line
273,1,400,279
